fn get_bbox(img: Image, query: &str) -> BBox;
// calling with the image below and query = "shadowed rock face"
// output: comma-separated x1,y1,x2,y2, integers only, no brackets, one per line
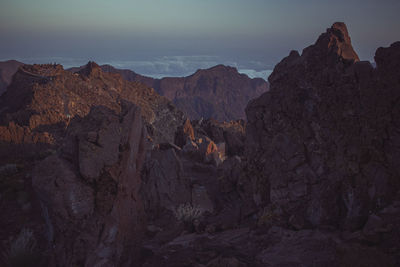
245,23,400,230
158,65,269,121
0,60,24,96
0,61,188,266
71,64,269,121
32,104,148,266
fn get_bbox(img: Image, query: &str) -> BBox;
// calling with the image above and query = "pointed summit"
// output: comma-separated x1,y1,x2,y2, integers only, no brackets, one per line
303,22,359,64
78,61,102,77
324,22,359,61
269,22,360,88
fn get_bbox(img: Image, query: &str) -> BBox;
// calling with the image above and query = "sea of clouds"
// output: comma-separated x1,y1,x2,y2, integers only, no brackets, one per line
8,55,273,80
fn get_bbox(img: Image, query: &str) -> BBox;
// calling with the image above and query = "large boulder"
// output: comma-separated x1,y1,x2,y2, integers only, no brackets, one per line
32,104,148,266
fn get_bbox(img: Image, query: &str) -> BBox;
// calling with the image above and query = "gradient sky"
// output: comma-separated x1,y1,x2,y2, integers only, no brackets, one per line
1,0,399,77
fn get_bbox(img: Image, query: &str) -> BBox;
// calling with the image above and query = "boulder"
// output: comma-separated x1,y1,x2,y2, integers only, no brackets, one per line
174,118,195,148
32,104,148,266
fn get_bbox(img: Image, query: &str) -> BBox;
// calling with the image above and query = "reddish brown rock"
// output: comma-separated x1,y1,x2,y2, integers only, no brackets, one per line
74,64,269,121
174,118,195,148
245,23,400,230
0,62,185,146
163,65,268,121
32,104,148,266
193,119,246,156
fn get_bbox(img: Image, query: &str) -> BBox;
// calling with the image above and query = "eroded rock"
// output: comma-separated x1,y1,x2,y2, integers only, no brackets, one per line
32,104,148,266
245,22,400,230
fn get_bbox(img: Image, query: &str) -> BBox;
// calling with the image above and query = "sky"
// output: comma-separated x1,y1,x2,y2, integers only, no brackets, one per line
0,0,399,78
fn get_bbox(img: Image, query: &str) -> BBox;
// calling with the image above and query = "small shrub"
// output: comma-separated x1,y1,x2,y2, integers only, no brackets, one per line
8,228,40,267
173,203,203,223
257,207,277,227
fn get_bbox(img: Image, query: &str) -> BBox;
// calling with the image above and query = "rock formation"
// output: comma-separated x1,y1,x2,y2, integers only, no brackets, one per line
158,65,268,121
246,22,400,233
0,62,184,265
0,62,185,147
32,104,148,266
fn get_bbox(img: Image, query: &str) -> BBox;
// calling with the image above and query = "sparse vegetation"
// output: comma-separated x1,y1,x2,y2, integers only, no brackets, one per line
257,207,277,227
8,228,40,267
173,203,203,222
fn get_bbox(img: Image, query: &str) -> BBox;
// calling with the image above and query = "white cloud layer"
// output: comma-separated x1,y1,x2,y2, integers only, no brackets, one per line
8,55,272,79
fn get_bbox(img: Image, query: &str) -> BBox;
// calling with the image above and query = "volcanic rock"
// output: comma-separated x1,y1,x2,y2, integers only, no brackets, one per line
32,104,148,266
72,64,269,121
245,22,400,231
0,62,185,147
163,65,268,121
174,118,195,148
193,119,246,156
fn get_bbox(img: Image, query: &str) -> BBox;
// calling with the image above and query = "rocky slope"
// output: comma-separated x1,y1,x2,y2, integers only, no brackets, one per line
0,61,188,266
70,64,269,121
0,60,24,95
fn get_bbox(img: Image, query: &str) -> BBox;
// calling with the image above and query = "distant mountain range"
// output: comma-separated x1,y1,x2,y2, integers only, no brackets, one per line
1,61,268,121
69,64,269,121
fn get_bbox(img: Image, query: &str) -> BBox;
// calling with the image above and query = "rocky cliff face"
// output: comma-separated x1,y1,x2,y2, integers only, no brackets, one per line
71,64,269,121
0,60,24,96
246,22,400,231
158,65,269,121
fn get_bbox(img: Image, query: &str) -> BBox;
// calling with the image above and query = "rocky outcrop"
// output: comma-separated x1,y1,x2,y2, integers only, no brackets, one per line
192,119,246,157
70,64,269,121
245,23,400,231
32,104,148,266
0,62,185,146
0,62,185,266
0,60,24,95
162,65,268,121
174,118,195,148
